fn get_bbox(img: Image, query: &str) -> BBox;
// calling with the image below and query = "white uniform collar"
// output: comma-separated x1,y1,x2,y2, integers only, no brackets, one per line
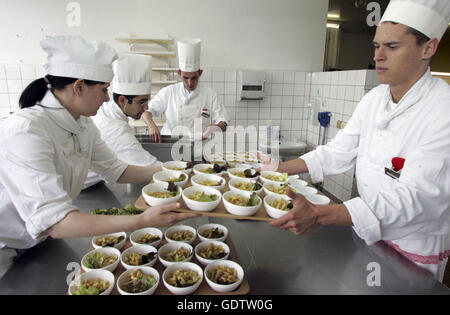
38,90,87,135
375,68,432,129
101,100,128,122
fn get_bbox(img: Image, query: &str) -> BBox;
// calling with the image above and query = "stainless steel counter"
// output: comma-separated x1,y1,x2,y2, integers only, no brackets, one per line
0,181,448,295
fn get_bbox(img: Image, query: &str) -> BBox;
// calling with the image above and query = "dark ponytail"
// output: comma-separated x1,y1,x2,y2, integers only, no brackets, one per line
19,75,105,109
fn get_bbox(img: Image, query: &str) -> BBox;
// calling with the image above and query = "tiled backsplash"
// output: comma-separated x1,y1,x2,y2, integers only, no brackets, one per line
0,63,381,203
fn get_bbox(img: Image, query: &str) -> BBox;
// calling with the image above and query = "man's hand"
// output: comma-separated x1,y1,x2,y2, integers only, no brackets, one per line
148,120,161,143
202,124,222,140
255,152,280,172
269,187,319,235
141,202,200,227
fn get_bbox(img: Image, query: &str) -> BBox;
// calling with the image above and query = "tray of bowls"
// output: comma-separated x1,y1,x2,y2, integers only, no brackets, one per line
133,159,331,222
68,223,250,295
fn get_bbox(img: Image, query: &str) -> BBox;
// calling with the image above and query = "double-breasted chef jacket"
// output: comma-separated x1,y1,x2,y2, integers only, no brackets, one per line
302,69,450,281
147,82,229,136
0,90,128,250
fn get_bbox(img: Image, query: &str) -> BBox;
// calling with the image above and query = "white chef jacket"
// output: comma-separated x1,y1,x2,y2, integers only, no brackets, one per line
91,100,159,167
148,82,229,135
301,69,450,281
0,91,128,251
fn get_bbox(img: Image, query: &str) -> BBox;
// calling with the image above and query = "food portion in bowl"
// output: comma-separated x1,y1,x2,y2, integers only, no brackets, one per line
195,163,227,175
163,247,192,262
145,182,180,198
207,265,239,285
187,191,220,202
72,278,110,295
84,252,118,269
166,269,201,288
268,197,294,211
93,234,125,248
123,251,157,266
225,192,260,207
167,230,195,242
135,233,160,245
197,243,227,260
262,172,289,182
161,173,187,183
119,269,157,294
164,161,193,171
229,168,259,179
91,204,143,215
201,227,225,239
230,180,262,192
194,177,224,187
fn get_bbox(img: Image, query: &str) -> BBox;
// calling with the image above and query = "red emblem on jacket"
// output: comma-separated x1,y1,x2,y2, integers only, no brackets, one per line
391,157,405,172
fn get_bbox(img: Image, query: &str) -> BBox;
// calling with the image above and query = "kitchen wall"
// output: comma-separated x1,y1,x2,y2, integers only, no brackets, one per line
0,0,328,71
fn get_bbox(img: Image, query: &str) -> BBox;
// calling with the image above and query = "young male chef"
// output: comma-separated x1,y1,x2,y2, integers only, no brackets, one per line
142,38,229,142
83,54,160,188
260,0,450,282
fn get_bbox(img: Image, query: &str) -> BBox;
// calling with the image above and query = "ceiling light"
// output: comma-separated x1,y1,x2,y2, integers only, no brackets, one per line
327,23,340,29
327,13,340,19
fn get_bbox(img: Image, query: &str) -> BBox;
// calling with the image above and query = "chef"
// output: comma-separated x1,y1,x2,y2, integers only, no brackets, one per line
85,54,160,187
142,38,229,142
260,0,450,282
0,36,197,278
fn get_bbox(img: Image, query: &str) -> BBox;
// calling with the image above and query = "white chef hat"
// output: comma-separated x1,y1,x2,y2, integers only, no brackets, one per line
177,38,201,72
112,54,152,95
40,35,117,82
379,0,450,41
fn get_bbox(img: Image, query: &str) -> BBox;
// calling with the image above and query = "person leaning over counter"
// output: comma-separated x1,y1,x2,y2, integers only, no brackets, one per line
259,0,450,282
85,54,160,188
0,36,198,278
141,38,229,142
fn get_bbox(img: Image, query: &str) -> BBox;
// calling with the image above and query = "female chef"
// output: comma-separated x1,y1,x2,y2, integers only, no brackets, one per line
259,0,450,282
0,35,198,278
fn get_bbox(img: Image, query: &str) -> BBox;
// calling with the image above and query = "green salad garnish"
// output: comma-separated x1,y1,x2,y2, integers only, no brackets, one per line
199,192,219,202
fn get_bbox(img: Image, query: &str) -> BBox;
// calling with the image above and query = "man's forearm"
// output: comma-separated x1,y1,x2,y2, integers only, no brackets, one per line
142,111,154,125
277,158,308,175
314,203,353,227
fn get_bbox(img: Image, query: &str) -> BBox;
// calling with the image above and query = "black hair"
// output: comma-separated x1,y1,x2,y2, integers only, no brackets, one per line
112,92,137,106
19,75,105,109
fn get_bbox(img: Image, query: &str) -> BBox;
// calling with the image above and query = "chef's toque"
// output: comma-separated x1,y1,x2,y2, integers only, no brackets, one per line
379,0,450,41
177,38,201,72
112,54,152,95
40,35,118,82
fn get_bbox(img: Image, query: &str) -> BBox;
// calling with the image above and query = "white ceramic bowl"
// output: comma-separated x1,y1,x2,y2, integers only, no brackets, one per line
130,228,163,248
81,247,121,273
68,269,115,295
120,244,158,270
191,174,226,192
116,266,160,295
287,178,308,187
193,163,225,176
182,185,222,212
91,232,127,250
228,178,263,196
259,171,289,185
158,242,194,267
222,190,262,217
164,225,197,244
295,185,318,196
264,194,293,219
162,262,203,295
194,241,230,266
197,223,229,242
162,161,192,175
306,194,331,205
153,170,188,187
227,167,259,181
204,260,244,293
142,182,182,207
262,181,286,197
